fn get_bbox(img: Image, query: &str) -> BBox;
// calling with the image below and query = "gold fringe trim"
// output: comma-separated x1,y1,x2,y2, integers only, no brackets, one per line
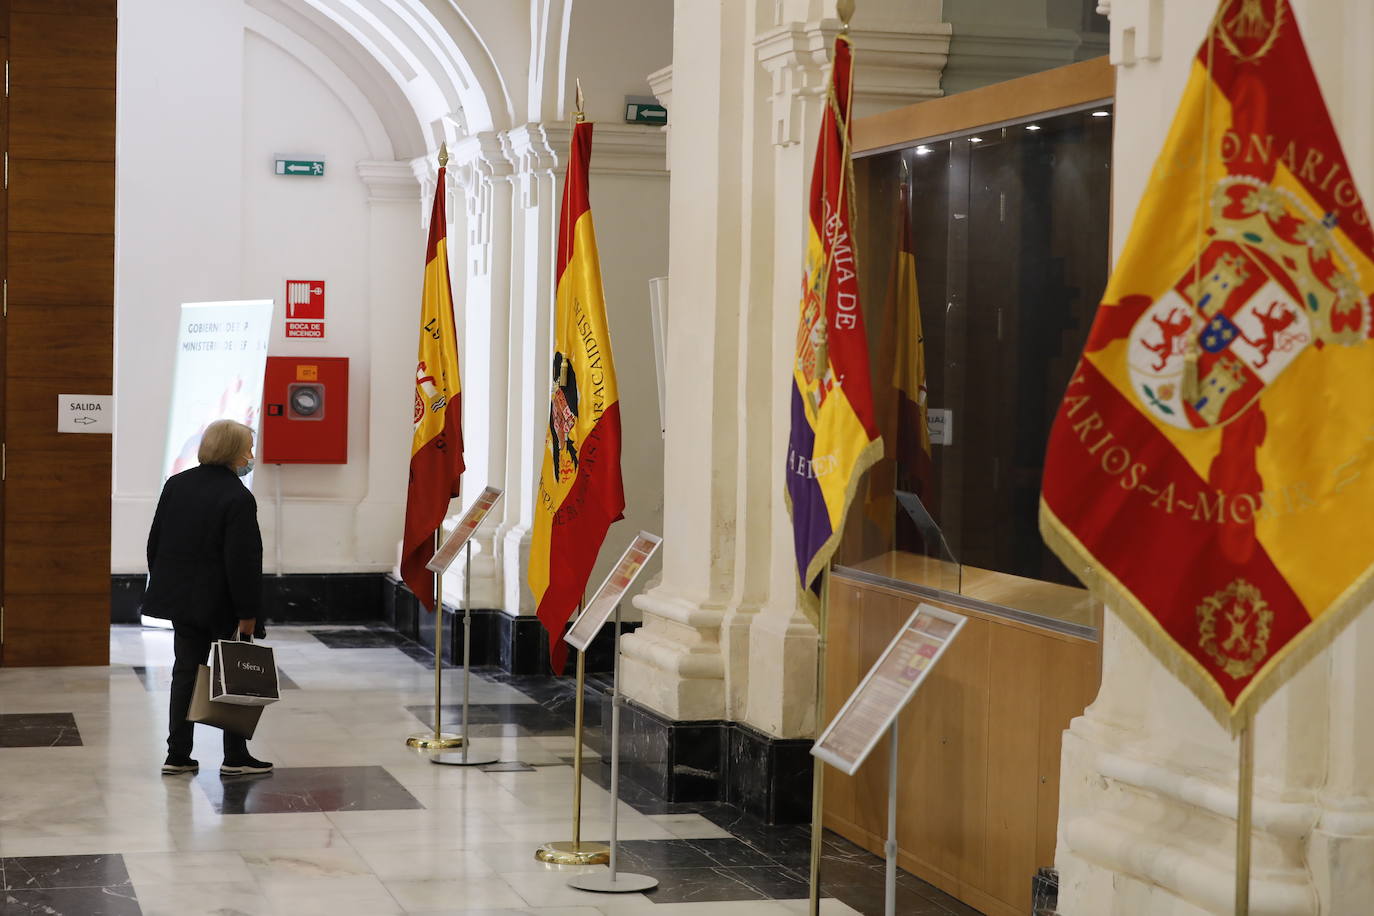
1040,498,1374,734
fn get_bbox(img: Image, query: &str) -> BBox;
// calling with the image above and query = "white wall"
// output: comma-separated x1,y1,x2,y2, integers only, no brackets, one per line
114,0,672,605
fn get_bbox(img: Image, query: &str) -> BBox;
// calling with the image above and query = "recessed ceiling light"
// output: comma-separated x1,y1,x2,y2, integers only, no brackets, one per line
1025,124,1042,131
1091,110,1111,118
968,137,983,143
915,145,932,155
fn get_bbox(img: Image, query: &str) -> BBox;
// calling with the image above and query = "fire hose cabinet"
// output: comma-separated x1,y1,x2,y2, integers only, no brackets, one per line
261,356,348,463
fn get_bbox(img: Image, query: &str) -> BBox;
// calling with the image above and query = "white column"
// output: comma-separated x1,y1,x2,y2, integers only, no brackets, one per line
354,161,422,570
500,124,565,618
1056,2,1374,914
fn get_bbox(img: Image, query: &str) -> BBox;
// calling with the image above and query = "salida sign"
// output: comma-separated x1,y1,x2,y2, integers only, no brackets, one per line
285,280,325,338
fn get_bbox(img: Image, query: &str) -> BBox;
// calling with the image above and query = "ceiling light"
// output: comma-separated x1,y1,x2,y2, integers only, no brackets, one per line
1025,124,1042,131
968,137,983,143
1091,110,1111,118
915,145,932,155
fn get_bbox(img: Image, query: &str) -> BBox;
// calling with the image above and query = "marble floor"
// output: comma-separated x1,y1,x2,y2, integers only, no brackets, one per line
0,624,985,916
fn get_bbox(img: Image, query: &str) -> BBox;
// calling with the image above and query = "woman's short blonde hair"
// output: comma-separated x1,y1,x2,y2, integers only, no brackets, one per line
198,420,255,467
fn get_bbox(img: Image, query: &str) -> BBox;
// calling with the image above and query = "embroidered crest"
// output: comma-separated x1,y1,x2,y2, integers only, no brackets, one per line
1197,579,1274,679
1217,0,1286,64
1128,176,1364,428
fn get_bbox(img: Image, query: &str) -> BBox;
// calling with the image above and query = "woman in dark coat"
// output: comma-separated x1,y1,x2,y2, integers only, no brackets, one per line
143,419,272,776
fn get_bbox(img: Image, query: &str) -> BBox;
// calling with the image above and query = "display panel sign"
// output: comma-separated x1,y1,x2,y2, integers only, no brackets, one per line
161,300,274,483
426,487,505,574
565,532,663,652
812,603,966,776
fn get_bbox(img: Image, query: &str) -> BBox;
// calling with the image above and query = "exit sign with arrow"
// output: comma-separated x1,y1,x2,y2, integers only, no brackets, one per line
274,156,325,177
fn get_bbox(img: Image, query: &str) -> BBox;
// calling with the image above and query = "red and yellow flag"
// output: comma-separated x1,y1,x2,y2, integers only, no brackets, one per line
785,33,883,617
1042,0,1374,728
401,162,464,612
529,121,624,673
889,181,933,510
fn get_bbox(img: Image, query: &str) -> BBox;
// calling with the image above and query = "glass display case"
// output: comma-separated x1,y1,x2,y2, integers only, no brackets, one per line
836,101,1114,633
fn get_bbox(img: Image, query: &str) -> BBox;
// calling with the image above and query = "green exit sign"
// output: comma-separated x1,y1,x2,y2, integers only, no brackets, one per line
625,103,667,126
275,158,325,177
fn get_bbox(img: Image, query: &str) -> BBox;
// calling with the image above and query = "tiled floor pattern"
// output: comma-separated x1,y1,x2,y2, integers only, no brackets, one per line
0,624,983,916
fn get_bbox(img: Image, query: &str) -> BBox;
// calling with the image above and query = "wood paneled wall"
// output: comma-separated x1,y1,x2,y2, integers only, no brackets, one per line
1,0,116,666
824,574,1101,916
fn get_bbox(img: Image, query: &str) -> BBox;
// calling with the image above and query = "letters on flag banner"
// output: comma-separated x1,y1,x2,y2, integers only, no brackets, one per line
785,32,883,619
1041,0,1374,728
529,120,625,674
401,159,464,612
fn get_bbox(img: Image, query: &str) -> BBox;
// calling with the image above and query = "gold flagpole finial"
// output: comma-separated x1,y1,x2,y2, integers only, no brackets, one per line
438,142,449,168
837,0,855,31
574,78,586,123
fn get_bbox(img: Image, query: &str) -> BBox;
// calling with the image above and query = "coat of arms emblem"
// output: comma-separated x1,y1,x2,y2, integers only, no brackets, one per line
1197,579,1274,679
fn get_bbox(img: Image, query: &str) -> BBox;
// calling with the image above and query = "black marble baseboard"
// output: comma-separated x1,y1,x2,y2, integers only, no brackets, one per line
113,572,387,624
611,697,814,825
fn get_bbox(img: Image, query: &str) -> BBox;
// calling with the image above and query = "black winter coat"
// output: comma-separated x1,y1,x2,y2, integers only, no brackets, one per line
142,463,262,632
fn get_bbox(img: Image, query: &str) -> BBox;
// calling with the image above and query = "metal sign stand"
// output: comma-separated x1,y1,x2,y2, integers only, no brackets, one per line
406,529,464,750
883,720,899,916
568,600,657,893
431,539,498,767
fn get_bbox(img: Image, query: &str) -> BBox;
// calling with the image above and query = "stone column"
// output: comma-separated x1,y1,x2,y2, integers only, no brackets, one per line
1055,3,1374,914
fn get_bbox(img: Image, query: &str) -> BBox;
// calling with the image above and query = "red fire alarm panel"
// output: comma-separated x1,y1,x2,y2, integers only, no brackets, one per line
261,356,348,463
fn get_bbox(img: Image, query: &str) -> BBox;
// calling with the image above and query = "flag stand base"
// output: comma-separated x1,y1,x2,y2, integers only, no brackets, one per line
536,841,609,866
568,870,657,892
406,732,464,750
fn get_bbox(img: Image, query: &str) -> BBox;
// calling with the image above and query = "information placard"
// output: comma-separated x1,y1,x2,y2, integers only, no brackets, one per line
564,532,663,652
812,603,965,776
426,487,504,574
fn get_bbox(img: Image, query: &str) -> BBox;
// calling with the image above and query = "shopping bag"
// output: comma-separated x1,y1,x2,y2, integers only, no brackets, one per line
187,665,264,738
211,635,280,706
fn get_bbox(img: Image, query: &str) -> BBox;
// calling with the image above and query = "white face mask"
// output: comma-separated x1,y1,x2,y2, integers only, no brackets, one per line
236,459,255,478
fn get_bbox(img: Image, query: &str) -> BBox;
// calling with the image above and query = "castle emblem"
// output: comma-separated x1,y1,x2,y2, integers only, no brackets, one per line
1127,176,1363,429
1197,579,1274,679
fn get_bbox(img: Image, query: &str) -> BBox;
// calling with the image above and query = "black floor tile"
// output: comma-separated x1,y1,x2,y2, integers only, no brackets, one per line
729,865,810,899
306,628,414,649
0,885,142,915
195,765,423,815
0,714,82,748
0,855,130,890
403,702,573,734
641,867,768,903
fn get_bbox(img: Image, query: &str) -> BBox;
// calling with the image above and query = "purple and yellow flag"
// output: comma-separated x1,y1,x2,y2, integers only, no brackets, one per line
785,34,883,618
889,181,933,509
1042,0,1374,728
402,160,465,613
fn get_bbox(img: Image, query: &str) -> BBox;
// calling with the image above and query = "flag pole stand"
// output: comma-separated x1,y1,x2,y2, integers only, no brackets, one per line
408,529,464,750
432,539,498,766
808,563,833,916
536,630,610,865
1235,723,1254,915
569,601,658,892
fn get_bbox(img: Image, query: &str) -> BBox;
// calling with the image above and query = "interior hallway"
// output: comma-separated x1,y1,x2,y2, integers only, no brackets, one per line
0,625,981,916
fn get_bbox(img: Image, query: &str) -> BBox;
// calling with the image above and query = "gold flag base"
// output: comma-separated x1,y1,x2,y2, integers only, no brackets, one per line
535,841,610,866
406,731,464,750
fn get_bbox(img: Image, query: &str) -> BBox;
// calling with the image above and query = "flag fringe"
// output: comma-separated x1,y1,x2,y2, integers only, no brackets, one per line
1040,499,1374,735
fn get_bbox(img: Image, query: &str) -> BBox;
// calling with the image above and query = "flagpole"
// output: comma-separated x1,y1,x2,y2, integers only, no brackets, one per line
535,600,610,865
808,563,833,916
407,527,463,749
1235,723,1254,914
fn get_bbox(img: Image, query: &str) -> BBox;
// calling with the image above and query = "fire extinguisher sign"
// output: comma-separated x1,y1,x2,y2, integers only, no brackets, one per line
285,280,326,338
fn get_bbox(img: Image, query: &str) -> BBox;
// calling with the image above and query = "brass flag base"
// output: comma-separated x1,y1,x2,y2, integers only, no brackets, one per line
535,841,610,866
406,731,464,750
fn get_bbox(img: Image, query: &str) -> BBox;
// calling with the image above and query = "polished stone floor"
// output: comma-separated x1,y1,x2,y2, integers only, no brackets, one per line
0,624,983,916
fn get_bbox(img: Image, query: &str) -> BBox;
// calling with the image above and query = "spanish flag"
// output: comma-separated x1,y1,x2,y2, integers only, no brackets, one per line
889,180,933,511
529,121,624,674
1041,0,1374,729
785,33,883,619
401,159,464,612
